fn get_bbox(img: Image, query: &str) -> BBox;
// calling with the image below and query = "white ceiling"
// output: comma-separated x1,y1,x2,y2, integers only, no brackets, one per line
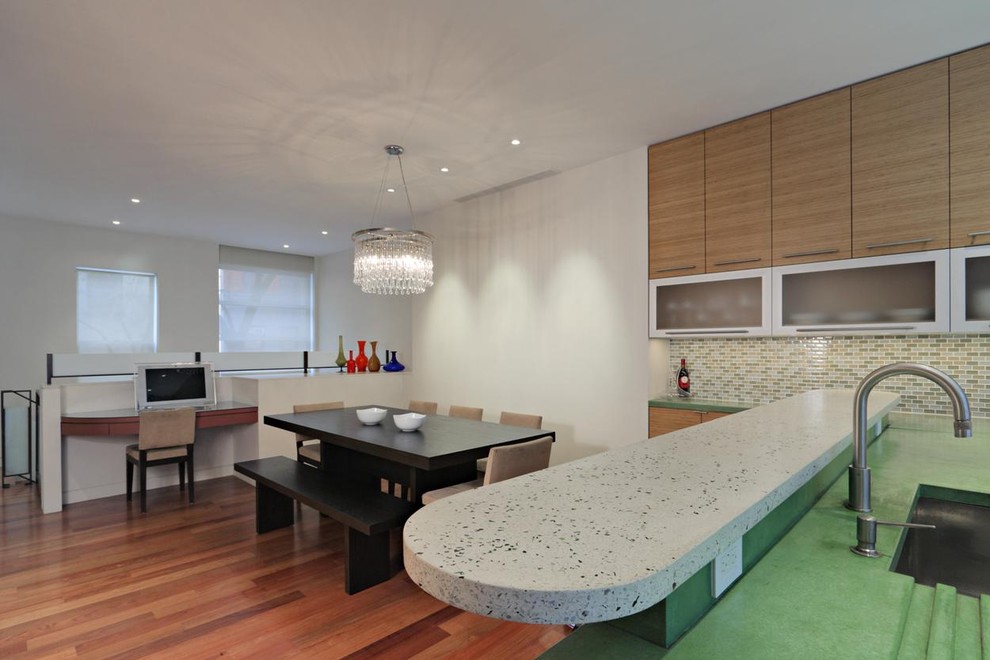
1,1,988,255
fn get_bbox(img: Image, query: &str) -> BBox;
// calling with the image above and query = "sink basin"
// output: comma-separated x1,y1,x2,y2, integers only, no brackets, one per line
892,488,990,598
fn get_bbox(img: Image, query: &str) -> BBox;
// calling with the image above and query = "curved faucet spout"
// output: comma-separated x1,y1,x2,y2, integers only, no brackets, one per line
847,362,971,513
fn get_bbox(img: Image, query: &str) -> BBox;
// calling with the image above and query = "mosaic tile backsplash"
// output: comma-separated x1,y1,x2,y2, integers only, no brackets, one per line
668,335,989,418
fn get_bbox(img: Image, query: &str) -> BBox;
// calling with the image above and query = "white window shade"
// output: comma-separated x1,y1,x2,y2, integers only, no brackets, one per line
76,268,158,353
219,246,314,352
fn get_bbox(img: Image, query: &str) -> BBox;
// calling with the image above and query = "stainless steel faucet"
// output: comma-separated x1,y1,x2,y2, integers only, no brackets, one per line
847,362,972,513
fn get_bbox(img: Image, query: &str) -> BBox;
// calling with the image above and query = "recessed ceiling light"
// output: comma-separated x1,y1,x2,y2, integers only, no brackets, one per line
510,139,521,146
321,230,328,235
130,198,141,204
439,167,449,173
386,187,396,193
112,220,121,225
282,244,290,249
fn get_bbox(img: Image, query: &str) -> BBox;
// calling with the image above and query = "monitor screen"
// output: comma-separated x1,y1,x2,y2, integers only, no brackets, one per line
135,362,215,409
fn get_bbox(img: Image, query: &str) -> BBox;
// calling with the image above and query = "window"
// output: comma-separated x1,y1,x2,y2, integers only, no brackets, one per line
218,246,314,352
76,267,158,353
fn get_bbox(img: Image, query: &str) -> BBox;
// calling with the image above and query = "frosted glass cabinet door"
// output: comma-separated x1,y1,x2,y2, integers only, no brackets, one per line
951,245,990,332
649,268,772,338
773,250,950,335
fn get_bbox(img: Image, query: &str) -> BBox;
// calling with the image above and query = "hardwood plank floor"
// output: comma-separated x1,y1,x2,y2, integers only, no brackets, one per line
0,476,569,658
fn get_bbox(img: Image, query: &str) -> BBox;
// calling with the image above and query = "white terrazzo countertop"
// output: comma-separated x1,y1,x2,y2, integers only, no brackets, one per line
402,389,901,625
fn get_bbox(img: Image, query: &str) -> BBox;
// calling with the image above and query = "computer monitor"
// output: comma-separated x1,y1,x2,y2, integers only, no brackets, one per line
135,362,216,410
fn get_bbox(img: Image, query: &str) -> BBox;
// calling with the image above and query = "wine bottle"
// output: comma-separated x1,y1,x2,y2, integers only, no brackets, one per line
676,358,691,397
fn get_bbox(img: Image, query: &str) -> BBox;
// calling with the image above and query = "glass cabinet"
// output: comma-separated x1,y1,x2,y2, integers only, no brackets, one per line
950,245,990,333
772,250,950,335
649,268,772,338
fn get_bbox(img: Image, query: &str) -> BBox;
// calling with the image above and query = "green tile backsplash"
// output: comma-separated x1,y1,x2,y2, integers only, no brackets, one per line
669,334,989,418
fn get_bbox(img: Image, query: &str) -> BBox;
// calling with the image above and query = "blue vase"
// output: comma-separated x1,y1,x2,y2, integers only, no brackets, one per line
383,351,405,372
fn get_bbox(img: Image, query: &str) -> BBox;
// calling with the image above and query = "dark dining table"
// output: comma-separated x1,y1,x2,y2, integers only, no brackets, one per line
263,405,554,504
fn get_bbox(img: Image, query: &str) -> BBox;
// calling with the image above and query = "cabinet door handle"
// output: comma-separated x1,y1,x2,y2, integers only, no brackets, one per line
968,230,990,238
652,265,698,274
665,330,751,335
864,238,932,250
712,257,762,267
795,326,916,333
781,248,839,259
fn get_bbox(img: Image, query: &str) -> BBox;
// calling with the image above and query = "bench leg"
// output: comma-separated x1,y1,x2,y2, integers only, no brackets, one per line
344,527,395,594
255,483,294,534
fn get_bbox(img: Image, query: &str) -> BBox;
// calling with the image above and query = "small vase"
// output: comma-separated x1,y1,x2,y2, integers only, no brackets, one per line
335,335,346,372
356,340,368,373
346,350,356,374
383,351,405,372
368,341,381,372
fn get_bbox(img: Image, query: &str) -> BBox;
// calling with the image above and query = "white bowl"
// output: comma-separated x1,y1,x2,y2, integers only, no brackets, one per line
393,412,425,432
356,407,387,425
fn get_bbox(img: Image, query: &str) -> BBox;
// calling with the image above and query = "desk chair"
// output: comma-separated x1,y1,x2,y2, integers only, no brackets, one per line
295,401,344,468
448,405,483,421
421,436,553,505
477,411,544,474
126,407,196,513
408,400,438,415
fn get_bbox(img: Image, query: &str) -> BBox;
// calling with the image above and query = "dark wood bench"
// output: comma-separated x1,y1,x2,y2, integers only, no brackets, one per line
234,456,415,594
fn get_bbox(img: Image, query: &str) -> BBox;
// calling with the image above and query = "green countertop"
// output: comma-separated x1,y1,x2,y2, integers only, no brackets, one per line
648,396,753,414
547,415,990,658
667,418,990,658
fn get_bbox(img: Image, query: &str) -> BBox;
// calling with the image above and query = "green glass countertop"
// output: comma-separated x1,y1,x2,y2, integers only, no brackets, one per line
664,418,990,658
648,396,753,414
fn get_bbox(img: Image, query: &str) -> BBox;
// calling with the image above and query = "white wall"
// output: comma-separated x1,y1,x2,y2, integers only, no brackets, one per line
408,147,650,463
0,213,219,392
316,250,412,367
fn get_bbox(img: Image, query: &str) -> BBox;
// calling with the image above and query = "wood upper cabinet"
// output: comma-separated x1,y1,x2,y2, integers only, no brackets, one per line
771,88,852,265
950,44,990,248
648,133,706,278
851,58,949,257
705,112,772,272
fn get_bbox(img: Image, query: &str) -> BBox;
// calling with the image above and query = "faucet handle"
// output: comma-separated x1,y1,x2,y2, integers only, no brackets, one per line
851,514,936,558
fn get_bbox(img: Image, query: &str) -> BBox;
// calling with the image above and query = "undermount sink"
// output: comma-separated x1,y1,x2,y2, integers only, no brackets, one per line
892,487,990,598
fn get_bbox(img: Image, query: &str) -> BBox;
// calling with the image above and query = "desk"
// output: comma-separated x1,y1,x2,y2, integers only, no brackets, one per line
61,401,258,436
264,406,553,505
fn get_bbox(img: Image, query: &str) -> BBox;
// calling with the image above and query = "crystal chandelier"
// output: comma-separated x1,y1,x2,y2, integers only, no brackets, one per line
352,145,434,295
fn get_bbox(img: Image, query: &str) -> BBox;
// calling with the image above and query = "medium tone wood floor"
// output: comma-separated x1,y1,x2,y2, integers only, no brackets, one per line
0,476,569,658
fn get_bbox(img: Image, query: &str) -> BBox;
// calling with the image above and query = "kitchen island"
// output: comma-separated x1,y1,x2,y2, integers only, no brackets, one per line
403,389,899,626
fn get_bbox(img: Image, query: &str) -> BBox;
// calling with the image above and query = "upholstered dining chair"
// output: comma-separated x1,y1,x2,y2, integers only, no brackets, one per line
383,400,439,499
421,436,553,505
477,411,544,473
126,407,197,513
448,405,484,421
294,401,344,468
408,400,439,415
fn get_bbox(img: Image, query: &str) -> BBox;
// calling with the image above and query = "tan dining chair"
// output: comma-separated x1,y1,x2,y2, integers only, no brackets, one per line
385,399,438,498
477,411,544,473
126,407,197,514
448,405,483,421
421,436,553,505
294,401,344,468
408,400,438,415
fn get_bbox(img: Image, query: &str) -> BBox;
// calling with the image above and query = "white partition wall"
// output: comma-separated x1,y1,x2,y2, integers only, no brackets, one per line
41,372,411,513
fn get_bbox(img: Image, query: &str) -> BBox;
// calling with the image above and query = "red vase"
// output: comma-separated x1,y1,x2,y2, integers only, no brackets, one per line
346,350,356,374
356,340,368,373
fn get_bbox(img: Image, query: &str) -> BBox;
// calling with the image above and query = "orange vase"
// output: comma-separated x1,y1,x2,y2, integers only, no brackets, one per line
368,341,381,372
